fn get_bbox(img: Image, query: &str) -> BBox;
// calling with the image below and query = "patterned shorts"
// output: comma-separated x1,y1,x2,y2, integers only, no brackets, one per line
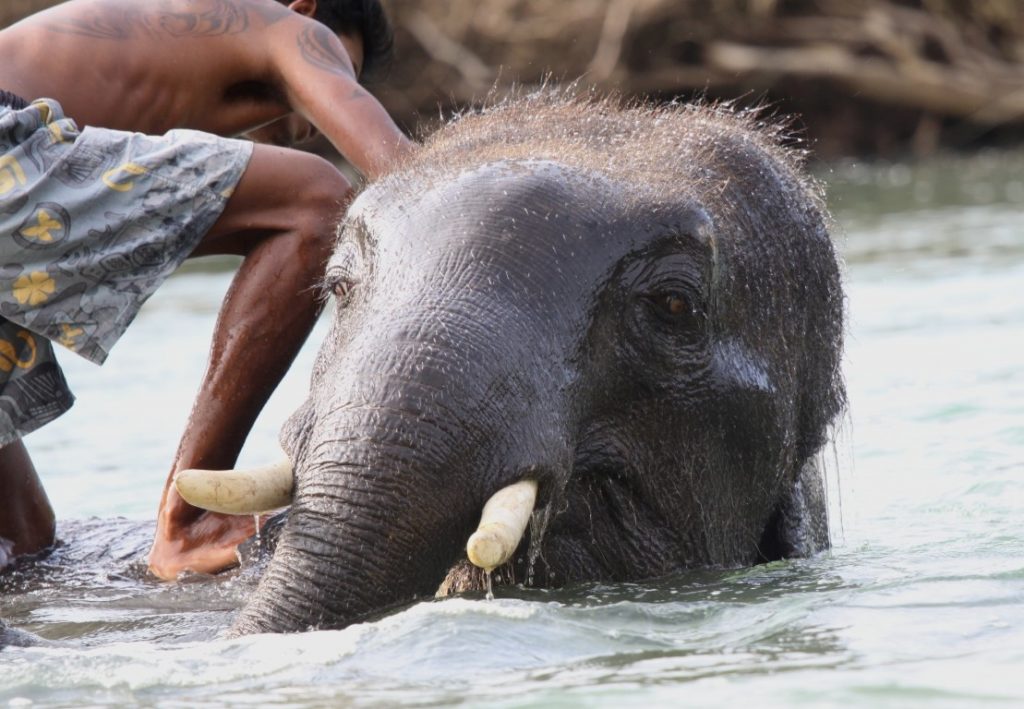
0,97,253,446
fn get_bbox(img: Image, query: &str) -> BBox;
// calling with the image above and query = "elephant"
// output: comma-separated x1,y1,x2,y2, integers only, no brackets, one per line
190,93,845,635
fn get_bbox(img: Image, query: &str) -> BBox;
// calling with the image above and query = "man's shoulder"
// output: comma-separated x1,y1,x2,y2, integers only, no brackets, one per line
28,0,299,42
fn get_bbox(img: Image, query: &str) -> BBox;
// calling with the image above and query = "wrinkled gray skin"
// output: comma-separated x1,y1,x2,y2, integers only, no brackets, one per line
233,96,845,635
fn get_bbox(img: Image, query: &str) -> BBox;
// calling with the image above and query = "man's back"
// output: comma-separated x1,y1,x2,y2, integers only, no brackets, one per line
0,0,354,142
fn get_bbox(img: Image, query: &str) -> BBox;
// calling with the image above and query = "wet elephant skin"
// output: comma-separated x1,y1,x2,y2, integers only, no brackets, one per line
232,95,845,634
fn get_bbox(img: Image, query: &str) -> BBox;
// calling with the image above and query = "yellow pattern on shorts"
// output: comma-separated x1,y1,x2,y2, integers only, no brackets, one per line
58,323,84,349
0,155,27,195
12,272,56,306
102,162,149,192
0,330,37,373
21,208,64,243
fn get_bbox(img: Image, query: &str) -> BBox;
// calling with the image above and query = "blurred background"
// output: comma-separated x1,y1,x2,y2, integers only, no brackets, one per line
4,0,1024,158
377,0,1024,158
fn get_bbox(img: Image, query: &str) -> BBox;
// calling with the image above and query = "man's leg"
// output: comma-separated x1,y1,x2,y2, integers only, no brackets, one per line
0,440,55,569
148,146,351,580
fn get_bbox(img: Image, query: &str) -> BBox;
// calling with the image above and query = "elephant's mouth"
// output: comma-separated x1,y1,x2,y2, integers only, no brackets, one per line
175,460,542,589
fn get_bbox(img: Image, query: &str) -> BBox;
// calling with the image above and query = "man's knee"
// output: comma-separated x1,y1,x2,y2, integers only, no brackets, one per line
294,152,353,215
286,153,352,261
207,145,353,258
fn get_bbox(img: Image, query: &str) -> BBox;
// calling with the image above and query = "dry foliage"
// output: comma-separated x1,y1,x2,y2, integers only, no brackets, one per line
378,0,1024,156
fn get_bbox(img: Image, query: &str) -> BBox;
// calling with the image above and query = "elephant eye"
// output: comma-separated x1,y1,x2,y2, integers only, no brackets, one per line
660,293,689,316
322,266,357,305
332,277,356,303
650,292,691,318
325,235,364,306
644,290,703,328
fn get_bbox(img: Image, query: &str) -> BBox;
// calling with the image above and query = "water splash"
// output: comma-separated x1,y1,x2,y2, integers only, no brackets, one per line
525,505,554,587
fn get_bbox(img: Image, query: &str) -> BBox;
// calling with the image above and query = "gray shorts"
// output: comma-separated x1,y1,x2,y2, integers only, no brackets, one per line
0,97,253,446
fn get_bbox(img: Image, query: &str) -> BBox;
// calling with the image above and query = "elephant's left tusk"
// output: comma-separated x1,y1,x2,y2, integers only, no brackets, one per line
466,479,538,572
174,459,294,515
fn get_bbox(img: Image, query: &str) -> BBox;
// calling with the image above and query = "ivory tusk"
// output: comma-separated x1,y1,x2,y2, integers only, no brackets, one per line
174,459,294,515
466,479,538,572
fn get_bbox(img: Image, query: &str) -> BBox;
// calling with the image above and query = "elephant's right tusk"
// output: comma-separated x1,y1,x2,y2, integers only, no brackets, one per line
174,459,294,515
466,479,538,572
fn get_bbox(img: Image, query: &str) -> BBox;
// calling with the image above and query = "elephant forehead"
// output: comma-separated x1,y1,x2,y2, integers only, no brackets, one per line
351,159,626,246
343,158,712,282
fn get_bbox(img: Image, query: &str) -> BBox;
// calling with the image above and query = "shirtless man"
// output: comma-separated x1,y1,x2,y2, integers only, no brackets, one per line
0,0,413,579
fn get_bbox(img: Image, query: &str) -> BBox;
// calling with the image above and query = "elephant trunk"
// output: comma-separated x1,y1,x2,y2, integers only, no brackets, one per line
231,441,473,633
232,360,568,634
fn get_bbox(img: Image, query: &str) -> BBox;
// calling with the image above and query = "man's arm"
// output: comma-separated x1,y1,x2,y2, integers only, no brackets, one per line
269,16,415,179
148,145,352,580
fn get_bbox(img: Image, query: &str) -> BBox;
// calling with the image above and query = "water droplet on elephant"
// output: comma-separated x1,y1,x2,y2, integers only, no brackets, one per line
484,570,494,601
525,506,552,587
253,514,261,548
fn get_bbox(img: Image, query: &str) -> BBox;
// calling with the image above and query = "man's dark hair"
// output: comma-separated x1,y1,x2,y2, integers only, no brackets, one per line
281,0,394,82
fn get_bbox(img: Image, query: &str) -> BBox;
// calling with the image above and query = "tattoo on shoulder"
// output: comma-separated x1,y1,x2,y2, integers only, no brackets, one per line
45,0,277,40
297,24,355,78
153,0,249,37
47,13,137,39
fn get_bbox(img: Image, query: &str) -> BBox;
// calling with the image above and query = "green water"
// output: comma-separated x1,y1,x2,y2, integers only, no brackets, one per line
1,150,1022,707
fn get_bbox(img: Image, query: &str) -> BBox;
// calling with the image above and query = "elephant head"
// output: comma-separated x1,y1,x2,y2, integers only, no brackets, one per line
222,94,844,634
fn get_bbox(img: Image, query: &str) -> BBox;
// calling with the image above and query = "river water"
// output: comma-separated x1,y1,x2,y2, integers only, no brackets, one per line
1,151,1022,706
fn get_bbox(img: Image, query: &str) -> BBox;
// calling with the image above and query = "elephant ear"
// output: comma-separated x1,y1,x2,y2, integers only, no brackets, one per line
756,458,830,561
279,399,315,464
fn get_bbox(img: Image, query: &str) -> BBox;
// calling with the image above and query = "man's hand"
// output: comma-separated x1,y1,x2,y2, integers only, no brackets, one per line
148,486,261,580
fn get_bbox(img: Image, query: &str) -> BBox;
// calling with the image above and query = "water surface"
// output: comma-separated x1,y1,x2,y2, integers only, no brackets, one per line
2,150,1023,707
